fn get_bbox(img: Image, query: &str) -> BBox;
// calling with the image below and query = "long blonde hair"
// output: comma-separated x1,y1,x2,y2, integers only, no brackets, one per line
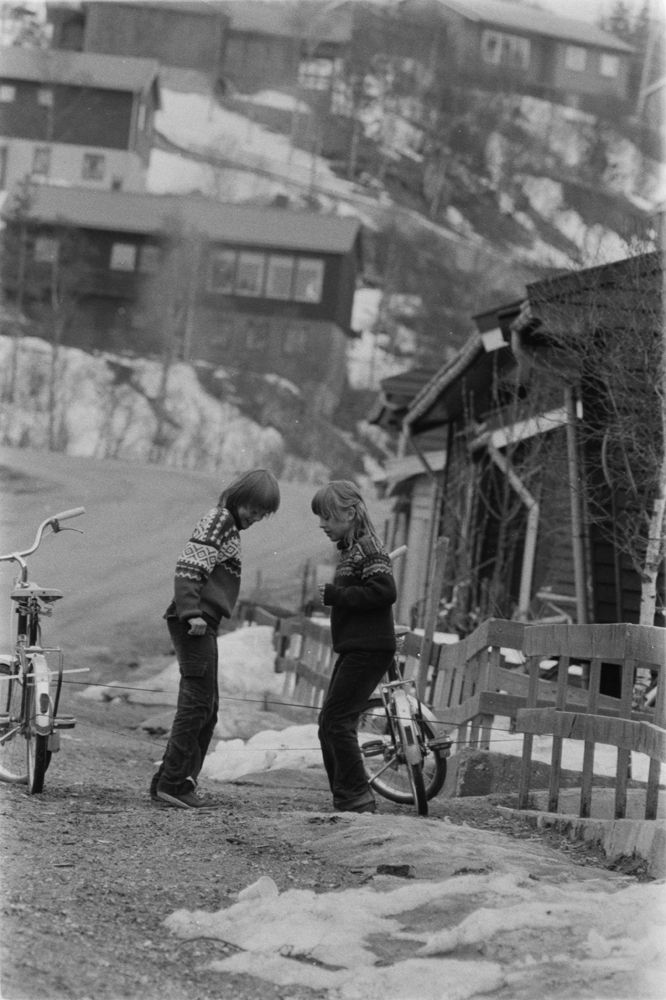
311,480,382,549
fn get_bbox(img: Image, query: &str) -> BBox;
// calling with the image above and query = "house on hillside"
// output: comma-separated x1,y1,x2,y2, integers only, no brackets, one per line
377,253,664,661
0,47,160,192
403,0,634,109
48,2,229,79
1,184,362,419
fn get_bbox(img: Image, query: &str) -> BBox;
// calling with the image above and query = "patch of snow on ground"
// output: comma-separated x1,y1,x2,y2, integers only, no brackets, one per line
164,865,665,997
232,89,312,114
0,337,285,475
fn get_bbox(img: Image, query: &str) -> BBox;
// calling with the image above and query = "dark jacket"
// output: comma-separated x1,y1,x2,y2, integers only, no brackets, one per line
323,535,396,653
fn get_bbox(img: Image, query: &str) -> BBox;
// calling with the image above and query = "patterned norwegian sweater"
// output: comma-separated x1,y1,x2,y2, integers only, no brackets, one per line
165,507,241,628
323,535,397,653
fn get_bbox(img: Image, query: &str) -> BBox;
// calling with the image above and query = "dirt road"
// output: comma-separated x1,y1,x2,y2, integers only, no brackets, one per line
1,676,661,1000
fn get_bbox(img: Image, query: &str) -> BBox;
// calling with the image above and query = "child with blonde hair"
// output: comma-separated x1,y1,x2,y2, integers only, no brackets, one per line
311,480,396,813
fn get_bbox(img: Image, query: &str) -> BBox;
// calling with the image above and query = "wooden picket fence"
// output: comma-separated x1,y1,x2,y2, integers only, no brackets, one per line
514,623,666,821
239,604,665,819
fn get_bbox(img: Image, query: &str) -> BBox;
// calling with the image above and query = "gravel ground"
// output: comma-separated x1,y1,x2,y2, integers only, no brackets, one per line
1,669,649,1000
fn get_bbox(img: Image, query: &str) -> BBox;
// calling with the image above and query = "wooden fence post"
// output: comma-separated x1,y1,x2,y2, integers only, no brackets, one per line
416,536,449,702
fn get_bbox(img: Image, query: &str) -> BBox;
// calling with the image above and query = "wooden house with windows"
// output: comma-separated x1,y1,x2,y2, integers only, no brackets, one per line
403,0,633,109
0,47,160,193
377,254,664,679
2,184,362,417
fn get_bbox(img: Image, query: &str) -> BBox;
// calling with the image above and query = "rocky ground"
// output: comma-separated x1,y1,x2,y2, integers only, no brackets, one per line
1,674,658,1000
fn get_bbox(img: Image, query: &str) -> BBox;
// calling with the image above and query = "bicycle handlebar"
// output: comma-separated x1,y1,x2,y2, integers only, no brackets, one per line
52,507,85,523
0,507,85,567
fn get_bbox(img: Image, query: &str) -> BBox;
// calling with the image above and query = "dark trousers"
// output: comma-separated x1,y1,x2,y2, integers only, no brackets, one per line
153,617,219,796
318,649,394,810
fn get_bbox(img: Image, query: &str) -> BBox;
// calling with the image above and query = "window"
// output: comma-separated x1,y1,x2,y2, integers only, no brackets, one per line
265,255,295,300
235,252,265,296
208,250,237,293
245,318,270,350
37,87,53,107
82,153,106,181
138,244,161,273
481,30,530,70
564,46,587,72
600,53,619,78
293,258,324,303
32,146,51,176
0,85,16,103
109,242,137,271
34,237,59,264
298,58,335,91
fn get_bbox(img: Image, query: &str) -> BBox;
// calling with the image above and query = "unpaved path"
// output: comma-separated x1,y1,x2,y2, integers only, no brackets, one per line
1,682,660,1000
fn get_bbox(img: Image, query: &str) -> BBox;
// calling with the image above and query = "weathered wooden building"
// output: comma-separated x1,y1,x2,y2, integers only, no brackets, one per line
48,1,229,79
0,46,160,193
401,0,634,109
377,253,664,650
2,184,362,418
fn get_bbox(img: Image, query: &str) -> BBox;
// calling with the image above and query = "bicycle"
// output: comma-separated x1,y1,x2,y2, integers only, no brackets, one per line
0,507,85,794
358,627,452,816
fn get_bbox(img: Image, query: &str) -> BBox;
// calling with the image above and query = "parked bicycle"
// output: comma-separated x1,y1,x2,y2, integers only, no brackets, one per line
358,545,452,816
0,508,85,793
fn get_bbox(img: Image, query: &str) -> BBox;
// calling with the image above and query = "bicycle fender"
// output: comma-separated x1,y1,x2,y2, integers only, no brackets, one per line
393,689,422,767
30,654,52,735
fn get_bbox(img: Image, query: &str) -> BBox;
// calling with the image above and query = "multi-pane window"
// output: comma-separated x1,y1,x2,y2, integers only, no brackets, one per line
34,237,59,264
298,58,335,91
0,85,16,103
32,146,51,176
208,250,237,293
293,258,324,302
565,46,587,72
109,242,137,271
481,30,530,70
82,153,105,181
235,252,266,296
206,248,325,303
599,53,619,77
265,255,295,299
37,88,54,106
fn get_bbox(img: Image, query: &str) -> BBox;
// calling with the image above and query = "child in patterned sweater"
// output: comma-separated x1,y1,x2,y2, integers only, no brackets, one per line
151,469,280,809
312,480,396,813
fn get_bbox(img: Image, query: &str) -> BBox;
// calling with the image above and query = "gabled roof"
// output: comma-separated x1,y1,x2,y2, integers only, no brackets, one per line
214,0,352,43
438,0,634,53
0,46,161,100
6,185,362,255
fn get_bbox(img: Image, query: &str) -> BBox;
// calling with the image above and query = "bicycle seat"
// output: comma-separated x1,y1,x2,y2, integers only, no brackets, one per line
11,585,64,602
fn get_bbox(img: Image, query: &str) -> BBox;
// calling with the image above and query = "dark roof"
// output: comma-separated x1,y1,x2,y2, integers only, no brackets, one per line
368,366,439,430
0,46,161,97
439,0,634,52
214,0,352,43
7,184,362,254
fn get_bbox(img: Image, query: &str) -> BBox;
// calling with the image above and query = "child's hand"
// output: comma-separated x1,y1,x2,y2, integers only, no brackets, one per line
188,617,207,636
317,585,326,604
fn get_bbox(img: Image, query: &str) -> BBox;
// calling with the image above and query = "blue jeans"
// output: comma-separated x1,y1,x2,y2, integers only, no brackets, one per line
153,617,219,796
318,649,393,810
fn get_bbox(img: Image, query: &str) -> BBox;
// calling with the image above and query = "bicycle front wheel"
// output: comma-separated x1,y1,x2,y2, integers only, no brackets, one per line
25,660,51,794
359,697,447,807
0,658,28,784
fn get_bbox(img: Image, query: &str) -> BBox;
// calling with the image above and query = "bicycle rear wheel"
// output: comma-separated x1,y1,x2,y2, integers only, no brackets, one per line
0,658,28,784
359,697,447,807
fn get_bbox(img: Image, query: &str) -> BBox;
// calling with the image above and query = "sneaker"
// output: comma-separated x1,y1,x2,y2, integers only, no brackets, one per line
156,788,218,809
336,800,377,814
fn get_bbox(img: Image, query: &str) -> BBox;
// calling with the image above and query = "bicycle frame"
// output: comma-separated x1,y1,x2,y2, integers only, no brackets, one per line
0,508,84,791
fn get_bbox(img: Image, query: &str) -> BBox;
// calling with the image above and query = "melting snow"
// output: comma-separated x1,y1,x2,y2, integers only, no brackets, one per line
164,864,665,997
